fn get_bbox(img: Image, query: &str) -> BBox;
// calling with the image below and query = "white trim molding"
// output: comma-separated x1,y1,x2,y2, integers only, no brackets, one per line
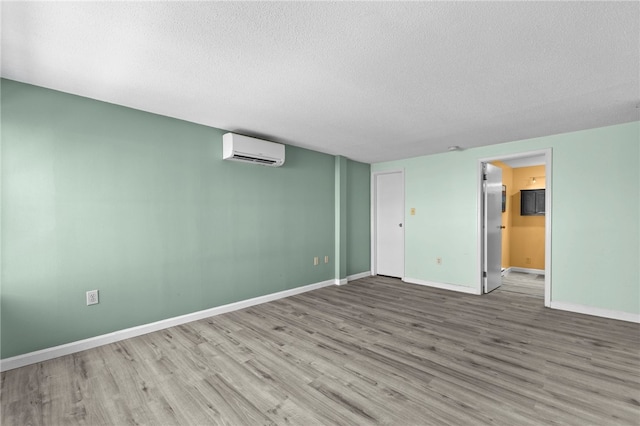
0,279,335,372
347,271,371,282
403,277,481,295
334,278,348,286
510,267,545,275
550,301,640,323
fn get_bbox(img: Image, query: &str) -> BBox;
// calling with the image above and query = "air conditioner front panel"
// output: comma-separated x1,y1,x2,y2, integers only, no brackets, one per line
222,133,285,167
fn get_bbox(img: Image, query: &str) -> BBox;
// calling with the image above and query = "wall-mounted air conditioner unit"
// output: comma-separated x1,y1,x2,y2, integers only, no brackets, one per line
222,133,285,167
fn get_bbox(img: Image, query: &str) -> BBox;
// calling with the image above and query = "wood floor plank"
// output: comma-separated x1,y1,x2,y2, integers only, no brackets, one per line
2,275,639,425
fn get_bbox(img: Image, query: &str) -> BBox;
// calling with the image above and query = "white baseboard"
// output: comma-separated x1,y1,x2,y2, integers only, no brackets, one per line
511,267,545,275
501,267,512,277
403,277,481,295
334,271,372,285
347,271,371,281
0,279,335,372
550,301,640,323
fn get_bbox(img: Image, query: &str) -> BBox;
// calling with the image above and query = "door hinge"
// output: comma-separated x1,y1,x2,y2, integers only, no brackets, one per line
483,271,487,278
483,174,487,181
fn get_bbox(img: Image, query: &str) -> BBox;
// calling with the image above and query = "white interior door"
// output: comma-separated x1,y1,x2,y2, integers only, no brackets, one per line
483,163,503,293
375,172,404,278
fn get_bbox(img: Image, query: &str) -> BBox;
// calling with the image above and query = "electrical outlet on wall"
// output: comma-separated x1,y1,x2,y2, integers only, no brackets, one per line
313,257,319,266
86,290,99,306
436,257,442,265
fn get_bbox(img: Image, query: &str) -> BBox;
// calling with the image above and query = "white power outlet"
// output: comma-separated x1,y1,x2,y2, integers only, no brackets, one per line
86,290,99,306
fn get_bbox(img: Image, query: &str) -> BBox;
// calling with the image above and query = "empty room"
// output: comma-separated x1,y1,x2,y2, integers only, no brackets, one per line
1,2,639,425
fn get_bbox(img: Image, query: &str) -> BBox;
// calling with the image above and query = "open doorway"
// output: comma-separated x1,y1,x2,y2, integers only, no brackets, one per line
478,149,552,307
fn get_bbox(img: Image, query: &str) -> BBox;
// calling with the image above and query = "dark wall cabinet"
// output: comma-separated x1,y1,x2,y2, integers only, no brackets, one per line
521,189,545,216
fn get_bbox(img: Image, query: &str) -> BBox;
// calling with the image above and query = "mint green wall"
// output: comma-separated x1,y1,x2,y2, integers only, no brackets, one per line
372,121,640,315
346,159,371,276
1,79,339,358
333,157,371,280
334,156,348,280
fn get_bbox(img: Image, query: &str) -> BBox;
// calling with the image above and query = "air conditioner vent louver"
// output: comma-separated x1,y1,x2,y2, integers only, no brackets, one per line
231,154,277,165
222,133,285,167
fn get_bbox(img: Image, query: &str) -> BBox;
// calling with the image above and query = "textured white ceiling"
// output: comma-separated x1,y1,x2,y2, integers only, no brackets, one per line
2,2,639,163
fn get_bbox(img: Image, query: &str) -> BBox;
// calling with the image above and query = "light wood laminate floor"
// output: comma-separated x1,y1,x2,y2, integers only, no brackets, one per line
501,271,545,298
2,276,639,425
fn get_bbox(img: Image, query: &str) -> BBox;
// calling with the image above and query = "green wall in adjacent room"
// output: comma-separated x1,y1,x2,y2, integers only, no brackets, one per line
1,79,370,359
372,121,639,315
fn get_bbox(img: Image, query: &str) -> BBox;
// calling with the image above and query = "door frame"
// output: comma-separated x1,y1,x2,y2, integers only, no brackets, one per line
476,149,552,307
371,169,405,278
